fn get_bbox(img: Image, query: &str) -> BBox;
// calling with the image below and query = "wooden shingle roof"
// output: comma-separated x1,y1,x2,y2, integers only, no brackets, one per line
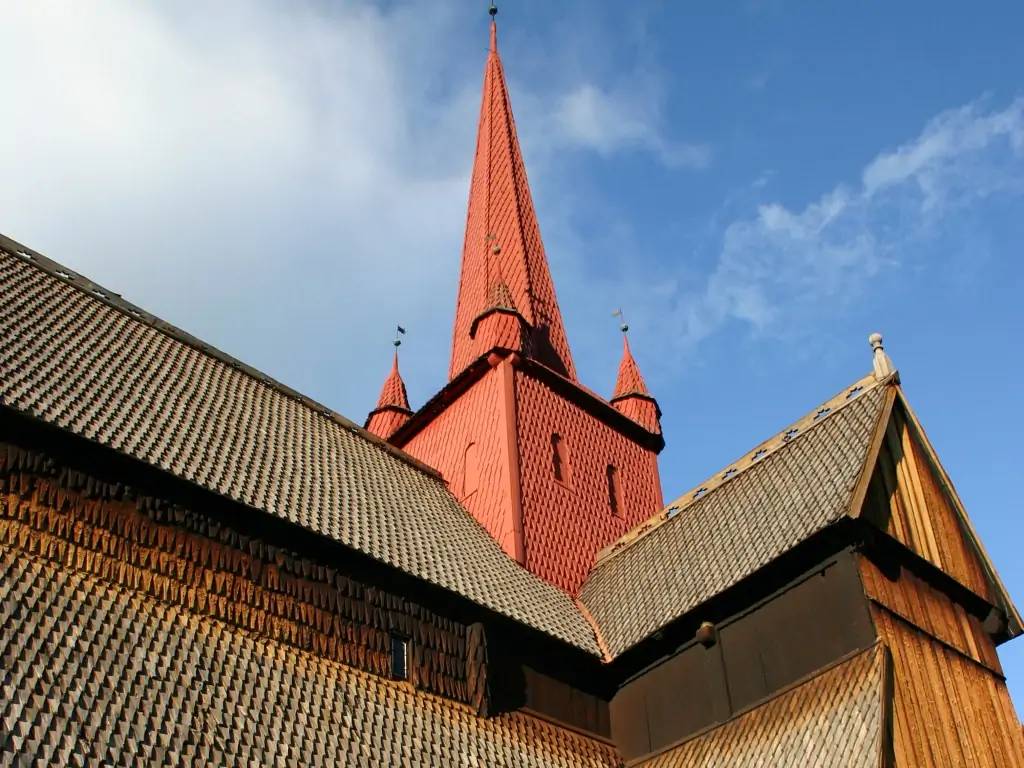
0,545,619,767
0,237,602,655
580,377,892,656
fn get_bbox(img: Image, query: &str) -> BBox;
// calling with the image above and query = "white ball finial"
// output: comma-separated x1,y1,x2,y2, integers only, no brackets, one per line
869,332,894,379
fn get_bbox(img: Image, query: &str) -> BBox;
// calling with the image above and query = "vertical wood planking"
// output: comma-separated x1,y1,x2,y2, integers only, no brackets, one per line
863,573,1024,765
870,407,994,603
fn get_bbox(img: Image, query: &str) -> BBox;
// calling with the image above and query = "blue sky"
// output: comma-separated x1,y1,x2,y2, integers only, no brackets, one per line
2,1,1023,704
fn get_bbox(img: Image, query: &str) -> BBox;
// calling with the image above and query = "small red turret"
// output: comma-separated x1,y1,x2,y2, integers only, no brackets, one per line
611,336,661,434
365,352,412,441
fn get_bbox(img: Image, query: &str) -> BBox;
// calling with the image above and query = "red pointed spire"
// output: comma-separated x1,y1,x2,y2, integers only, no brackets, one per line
449,16,576,381
612,336,649,399
611,336,661,434
365,352,412,440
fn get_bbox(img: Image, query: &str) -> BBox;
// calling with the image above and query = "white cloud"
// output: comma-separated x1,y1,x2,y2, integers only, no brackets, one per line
0,0,711,415
862,98,1024,207
656,96,1024,352
6,2,1019,415
0,0,475,409
554,82,710,168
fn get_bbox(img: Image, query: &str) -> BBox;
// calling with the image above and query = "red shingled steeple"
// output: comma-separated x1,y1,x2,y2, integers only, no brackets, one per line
611,336,661,434
612,336,648,399
387,15,664,594
449,17,576,382
365,352,412,440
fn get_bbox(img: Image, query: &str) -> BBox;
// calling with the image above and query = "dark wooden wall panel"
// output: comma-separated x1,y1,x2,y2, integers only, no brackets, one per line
610,552,876,762
721,553,876,712
523,666,611,737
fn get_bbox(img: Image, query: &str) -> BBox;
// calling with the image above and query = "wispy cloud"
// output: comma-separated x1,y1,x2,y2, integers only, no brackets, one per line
0,0,708,414
4,2,1021,415
0,0,477,407
553,82,711,168
654,96,1024,352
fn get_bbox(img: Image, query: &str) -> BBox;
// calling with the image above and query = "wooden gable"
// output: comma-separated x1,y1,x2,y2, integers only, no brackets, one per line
856,386,1020,633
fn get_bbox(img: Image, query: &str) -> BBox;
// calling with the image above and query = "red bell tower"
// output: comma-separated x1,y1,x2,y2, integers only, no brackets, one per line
367,13,664,594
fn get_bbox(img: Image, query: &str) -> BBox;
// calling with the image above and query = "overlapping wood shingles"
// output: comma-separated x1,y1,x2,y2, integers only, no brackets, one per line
449,21,575,381
635,644,890,768
579,384,889,656
0,243,601,655
0,546,619,767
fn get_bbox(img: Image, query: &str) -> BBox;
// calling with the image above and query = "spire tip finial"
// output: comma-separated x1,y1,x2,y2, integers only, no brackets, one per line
612,308,629,334
393,324,406,348
488,4,498,51
869,331,895,379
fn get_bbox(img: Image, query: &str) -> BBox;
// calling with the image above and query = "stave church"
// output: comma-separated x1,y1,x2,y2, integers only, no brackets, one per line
2,9,1022,767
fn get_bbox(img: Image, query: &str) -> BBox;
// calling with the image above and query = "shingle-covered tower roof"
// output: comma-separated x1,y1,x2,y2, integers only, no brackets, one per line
610,336,661,434
449,18,576,381
612,336,649,400
366,352,413,439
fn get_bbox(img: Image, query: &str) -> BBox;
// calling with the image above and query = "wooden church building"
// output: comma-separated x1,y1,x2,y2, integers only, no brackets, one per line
2,11,1022,767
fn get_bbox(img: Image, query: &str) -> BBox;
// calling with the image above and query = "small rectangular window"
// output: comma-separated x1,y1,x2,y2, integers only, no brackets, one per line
607,464,622,518
390,633,409,680
551,433,570,485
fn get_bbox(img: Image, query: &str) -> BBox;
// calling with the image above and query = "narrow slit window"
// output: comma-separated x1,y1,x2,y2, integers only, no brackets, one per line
390,633,409,680
463,442,479,497
607,464,622,517
551,434,568,484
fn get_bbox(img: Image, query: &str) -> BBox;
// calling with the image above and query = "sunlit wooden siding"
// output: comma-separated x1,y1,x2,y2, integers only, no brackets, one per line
860,555,1024,766
864,405,993,603
860,555,999,673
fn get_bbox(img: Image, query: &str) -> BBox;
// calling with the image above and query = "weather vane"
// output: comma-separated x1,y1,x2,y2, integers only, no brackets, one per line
612,308,629,334
393,324,406,348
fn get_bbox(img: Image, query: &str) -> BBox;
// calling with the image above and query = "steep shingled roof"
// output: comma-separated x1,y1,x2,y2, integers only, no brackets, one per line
0,238,601,655
375,352,411,412
581,376,892,656
611,336,649,400
365,352,412,439
635,644,891,767
0,545,620,767
449,19,575,381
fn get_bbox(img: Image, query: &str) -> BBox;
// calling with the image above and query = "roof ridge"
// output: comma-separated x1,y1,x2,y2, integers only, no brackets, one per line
0,234,442,481
595,370,894,566
572,598,613,663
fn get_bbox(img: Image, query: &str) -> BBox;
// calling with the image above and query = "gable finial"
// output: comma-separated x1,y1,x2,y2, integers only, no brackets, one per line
869,332,894,379
612,308,629,334
489,3,498,17
394,324,406,348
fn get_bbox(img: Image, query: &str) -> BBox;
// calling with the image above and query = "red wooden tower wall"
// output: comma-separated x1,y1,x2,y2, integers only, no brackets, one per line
513,371,663,592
